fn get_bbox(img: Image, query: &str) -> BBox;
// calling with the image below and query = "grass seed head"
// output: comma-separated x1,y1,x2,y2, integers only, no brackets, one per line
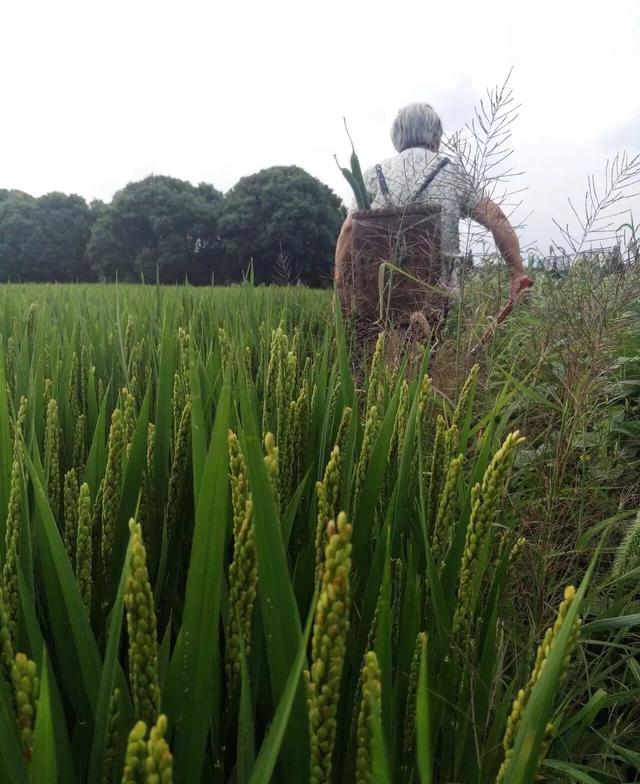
3,449,24,643
63,468,80,566
355,650,382,784
75,482,93,614
102,688,120,784
125,519,160,726
145,714,173,784
101,407,125,571
73,413,87,478
226,434,257,689
613,510,640,579
309,512,352,784
44,398,61,521
166,401,191,545
12,652,39,762
450,363,479,435
431,453,464,571
122,720,149,783
365,332,386,413
497,584,581,783
314,445,342,585
353,405,380,520
452,431,525,647
403,631,427,758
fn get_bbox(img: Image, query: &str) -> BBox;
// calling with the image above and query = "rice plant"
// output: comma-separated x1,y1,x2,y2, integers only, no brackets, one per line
0,278,636,783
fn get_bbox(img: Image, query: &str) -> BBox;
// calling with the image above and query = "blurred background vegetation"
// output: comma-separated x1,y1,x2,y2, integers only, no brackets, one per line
0,167,345,286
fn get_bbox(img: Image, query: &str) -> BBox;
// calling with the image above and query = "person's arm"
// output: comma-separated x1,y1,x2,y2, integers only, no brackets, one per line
471,197,533,300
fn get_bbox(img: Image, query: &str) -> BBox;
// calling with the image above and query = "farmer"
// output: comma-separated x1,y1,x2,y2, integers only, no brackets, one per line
335,103,532,345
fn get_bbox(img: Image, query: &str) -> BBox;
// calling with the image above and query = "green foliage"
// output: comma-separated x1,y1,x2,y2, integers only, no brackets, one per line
335,124,371,210
0,191,95,282
87,175,222,284
217,166,345,285
613,510,640,577
0,274,635,784
0,168,345,286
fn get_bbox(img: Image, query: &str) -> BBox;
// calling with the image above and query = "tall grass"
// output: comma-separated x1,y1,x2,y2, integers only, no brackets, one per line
0,276,637,783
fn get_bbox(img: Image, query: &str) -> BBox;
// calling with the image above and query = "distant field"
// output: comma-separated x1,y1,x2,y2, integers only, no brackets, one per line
0,273,638,783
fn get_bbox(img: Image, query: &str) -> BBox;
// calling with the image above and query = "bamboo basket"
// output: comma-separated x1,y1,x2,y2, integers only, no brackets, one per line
336,205,448,351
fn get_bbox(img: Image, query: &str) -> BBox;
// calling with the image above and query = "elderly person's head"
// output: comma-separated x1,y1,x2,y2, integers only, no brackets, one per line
391,103,442,153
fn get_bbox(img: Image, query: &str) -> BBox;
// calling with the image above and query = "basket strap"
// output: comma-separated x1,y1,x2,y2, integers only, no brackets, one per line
375,164,390,201
411,157,450,202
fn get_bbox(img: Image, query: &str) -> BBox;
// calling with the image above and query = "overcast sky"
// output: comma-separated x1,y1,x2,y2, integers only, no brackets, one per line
1,0,638,253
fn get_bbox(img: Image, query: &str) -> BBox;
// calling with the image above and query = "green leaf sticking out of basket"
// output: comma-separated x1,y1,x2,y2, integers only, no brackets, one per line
335,119,371,210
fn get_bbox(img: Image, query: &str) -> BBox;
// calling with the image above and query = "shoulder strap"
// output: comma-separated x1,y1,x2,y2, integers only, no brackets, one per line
411,157,450,203
375,164,390,198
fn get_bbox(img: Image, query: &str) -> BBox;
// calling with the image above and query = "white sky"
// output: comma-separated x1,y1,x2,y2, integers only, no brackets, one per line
1,0,638,252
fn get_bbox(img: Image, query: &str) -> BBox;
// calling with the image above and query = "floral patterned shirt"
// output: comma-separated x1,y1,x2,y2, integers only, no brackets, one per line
360,148,482,278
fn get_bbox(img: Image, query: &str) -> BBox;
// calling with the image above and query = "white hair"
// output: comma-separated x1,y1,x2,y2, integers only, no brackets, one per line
391,103,443,153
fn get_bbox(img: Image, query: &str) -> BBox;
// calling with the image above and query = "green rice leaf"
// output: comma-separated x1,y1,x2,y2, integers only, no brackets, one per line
239,371,308,783
105,387,150,599
0,665,27,784
248,590,316,784
86,528,133,784
24,448,101,726
163,367,231,780
502,555,596,784
237,641,256,784
84,384,110,503
415,634,432,784
29,651,56,784
0,342,13,559
152,311,176,525
542,760,604,784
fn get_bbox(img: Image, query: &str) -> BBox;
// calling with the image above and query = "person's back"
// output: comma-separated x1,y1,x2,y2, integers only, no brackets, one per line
334,102,532,351
362,145,480,286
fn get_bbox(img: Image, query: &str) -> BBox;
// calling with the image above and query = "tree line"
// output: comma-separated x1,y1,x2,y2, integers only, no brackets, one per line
0,166,346,286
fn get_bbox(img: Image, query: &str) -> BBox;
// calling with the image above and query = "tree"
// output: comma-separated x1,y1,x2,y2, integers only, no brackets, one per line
217,166,345,286
87,175,222,283
0,193,44,281
0,191,94,282
32,193,95,281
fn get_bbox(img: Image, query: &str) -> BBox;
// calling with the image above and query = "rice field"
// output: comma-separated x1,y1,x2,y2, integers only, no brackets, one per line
0,276,638,783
